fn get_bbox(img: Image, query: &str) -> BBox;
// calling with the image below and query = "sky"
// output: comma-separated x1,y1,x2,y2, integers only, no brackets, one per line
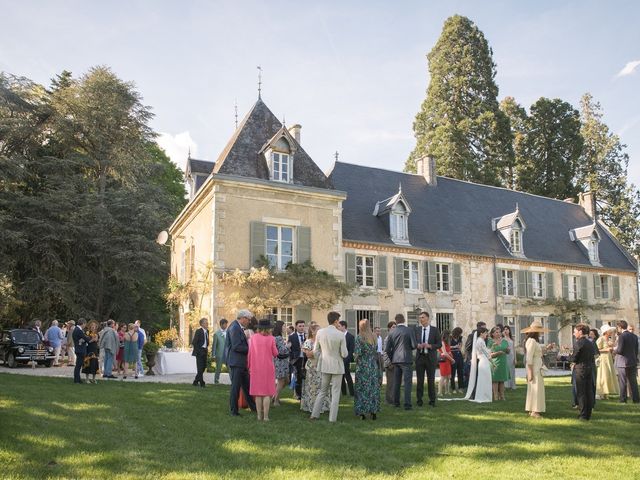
1,0,640,187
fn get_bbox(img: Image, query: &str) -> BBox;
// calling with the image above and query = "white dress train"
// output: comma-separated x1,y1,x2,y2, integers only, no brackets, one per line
470,338,492,403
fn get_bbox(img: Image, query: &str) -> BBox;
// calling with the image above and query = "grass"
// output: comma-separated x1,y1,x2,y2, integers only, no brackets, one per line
1,373,639,480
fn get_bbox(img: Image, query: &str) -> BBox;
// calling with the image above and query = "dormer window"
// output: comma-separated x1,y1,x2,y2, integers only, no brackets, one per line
492,206,526,258
588,237,599,263
569,223,601,266
510,226,522,254
272,152,290,182
373,183,412,246
391,211,408,243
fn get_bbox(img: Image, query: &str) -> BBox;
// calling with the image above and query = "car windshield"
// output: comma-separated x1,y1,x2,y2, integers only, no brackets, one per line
11,331,41,344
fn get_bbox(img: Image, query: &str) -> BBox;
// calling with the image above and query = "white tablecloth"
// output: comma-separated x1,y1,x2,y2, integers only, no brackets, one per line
153,351,197,375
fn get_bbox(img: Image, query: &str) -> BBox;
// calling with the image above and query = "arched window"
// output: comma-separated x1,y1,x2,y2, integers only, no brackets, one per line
390,203,408,243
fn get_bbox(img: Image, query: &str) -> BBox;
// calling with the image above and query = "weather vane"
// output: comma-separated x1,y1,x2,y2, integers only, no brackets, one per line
334,151,339,162
257,65,262,99
234,98,238,129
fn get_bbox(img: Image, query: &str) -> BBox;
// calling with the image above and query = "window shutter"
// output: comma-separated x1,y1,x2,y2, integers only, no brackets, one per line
377,256,388,289
562,274,569,299
452,263,462,294
593,274,602,299
377,311,389,332
527,272,534,297
426,261,437,293
345,309,357,336
547,316,559,345
518,315,531,347
517,270,528,298
250,221,266,267
595,319,603,329
295,305,311,323
546,272,554,299
296,226,311,264
496,268,504,296
612,276,620,300
580,274,588,301
394,257,404,291
495,314,503,325
345,253,356,284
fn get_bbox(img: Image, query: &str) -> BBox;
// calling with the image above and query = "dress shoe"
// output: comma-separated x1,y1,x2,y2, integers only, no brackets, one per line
416,401,423,407
371,413,377,420
192,381,199,386
230,412,241,417
429,402,436,407
404,406,413,410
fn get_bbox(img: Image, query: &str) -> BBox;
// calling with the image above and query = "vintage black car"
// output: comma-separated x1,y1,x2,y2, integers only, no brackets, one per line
0,329,56,368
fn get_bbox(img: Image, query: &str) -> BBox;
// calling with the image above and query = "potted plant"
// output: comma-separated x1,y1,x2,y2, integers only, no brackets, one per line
142,342,160,376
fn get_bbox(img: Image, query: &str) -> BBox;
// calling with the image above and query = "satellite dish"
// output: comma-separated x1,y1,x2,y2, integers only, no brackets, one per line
156,230,169,245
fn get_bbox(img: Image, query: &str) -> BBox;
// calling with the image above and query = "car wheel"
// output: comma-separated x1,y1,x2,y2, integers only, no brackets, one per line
7,353,17,368
44,360,53,368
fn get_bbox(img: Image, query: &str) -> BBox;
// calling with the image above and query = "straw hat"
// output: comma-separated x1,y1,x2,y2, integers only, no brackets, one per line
521,319,549,333
600,323,615,335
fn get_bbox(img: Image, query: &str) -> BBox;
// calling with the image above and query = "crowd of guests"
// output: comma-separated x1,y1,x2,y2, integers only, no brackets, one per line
193,308,638,423
33,318,148,383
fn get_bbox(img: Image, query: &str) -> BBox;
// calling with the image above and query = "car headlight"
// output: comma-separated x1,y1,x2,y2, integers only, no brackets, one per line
18,347,25,354
48,347,54,353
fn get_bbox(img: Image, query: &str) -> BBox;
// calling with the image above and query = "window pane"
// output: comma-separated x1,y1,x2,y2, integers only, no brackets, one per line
281,227,292,242
267,226,278,241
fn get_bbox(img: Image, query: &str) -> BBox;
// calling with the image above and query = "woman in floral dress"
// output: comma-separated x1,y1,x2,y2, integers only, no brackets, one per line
300,324,330,413
272,320,290,406
354,319,380,420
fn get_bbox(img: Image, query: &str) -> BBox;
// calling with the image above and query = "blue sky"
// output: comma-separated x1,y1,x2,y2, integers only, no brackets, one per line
2,1,639,188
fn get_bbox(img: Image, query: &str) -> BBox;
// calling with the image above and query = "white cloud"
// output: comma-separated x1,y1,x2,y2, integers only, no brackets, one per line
156,131,198,171
616,60,640,78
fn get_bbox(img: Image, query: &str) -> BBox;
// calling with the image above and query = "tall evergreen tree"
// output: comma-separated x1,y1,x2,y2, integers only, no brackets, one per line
517,97,583,199
406,15,513,187
499,96,528,189
578,93,640,255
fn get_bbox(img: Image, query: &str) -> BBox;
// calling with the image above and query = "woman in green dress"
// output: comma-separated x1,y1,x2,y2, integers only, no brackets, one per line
488,326,509,400
354,319,380,420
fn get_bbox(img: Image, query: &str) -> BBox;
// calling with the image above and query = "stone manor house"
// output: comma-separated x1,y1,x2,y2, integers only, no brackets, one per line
170,97,639,348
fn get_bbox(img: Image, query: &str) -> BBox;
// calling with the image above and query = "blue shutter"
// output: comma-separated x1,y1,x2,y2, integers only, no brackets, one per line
580,274,588,301
345,253,356,284
377,256,388,289
426,261,436,293
612,276,620,300
562,274,569,300
394,258,404,290
517,270,528,298
296,226,311,264
452,263,462,294
250,221,266,267
546,272,554,299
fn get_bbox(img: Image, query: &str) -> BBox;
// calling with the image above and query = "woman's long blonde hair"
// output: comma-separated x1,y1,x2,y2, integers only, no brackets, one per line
358,319,376,345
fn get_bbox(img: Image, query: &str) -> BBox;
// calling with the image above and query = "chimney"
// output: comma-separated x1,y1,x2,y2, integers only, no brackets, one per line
288,124,301,144
416,155,437,186
579,191,596,219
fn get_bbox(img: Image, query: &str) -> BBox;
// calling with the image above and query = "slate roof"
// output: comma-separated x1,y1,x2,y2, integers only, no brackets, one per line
212,98,333,189
187,158,215,176
328,161,636,272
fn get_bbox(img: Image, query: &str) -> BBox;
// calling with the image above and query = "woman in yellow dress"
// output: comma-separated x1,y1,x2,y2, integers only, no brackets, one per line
595,324,619,399
523,319,555,418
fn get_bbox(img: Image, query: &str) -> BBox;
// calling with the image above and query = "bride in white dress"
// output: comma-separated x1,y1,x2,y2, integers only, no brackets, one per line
464,327,492,403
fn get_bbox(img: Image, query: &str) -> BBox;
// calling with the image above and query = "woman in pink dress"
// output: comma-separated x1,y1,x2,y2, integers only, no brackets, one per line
247,319,278,421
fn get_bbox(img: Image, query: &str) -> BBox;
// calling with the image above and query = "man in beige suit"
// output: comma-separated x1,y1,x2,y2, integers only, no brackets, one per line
310,311,348,422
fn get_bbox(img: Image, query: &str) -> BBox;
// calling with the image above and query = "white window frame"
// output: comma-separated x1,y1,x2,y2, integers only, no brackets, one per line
600,275,610,299
355,255,375,288
390,205,409,243
501,269,516,296
271,152,291,183
266,225,294,270
510,228,521,254
589,239,599,263
531,272,545,298
271,307,293,324
567,275,579,301
403,260,420,291
436,263,450,292
435,312,453,332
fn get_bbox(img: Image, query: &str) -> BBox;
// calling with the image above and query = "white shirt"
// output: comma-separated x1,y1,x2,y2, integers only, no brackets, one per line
376,335,383,353
421,325,431,352
201,327,208,349
298,332,305,357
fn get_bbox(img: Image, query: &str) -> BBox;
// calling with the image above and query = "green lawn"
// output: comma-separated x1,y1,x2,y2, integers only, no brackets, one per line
1,373,638,479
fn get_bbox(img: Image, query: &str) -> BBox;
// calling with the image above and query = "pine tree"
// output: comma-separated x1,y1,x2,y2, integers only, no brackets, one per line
499,96,528,189
578,93,640,255
406,15,513,187
517,97,583,199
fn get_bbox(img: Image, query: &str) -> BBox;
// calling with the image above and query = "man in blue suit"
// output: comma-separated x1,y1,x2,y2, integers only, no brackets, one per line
615,320,639,403
225,309,257,416
72,318,90,384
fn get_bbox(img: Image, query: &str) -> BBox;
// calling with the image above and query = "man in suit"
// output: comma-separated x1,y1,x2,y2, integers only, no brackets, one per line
614,320,640,403
191,317,209,388
225,309,257,416
385,313,417,410
414,311,442,407
310,311,348,422
72,318,90,384
570,323,597,420
212,318,228,384
288,319,307,400
338,319,355,397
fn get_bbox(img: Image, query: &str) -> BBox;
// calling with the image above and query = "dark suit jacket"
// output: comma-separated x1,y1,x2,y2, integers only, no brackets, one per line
344,331,355,364
191,327,209,357
224,320,249,368
615,330,639,368
288,332,306,362
72,326,90,355
570,337,596,373
414,324,442,365
464,331,476,359
384,324,417,364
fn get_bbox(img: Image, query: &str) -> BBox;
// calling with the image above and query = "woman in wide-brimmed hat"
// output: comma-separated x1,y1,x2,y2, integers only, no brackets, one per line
522,319,555,418
247,319,278,421
595,324,619,399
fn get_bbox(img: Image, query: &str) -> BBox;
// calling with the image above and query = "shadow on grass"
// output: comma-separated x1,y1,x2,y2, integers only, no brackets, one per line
0,374,638,479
